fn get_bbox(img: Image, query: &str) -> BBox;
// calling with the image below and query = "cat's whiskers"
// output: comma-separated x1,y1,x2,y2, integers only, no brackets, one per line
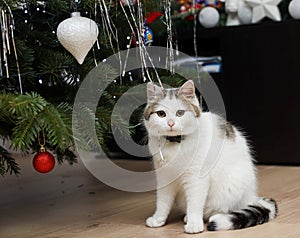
127,122,144,129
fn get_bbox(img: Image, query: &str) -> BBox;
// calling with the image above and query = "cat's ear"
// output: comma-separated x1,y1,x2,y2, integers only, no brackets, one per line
178,80,195,99
147,82,165,101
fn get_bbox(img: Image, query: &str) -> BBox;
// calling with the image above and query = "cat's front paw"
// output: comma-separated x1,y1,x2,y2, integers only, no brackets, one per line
146,216,166,228
183,215,187,224
184,222,204,234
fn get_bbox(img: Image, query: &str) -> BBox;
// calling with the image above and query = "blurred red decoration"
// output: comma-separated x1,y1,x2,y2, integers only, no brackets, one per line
179,0,202,20
145,11,163,24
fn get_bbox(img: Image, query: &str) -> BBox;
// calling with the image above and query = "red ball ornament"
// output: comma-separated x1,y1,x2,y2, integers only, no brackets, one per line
33,149,55,173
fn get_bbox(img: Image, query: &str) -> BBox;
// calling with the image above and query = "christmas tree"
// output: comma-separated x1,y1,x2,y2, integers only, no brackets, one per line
0,0,179,175
0,0,295,175
1,0,115,175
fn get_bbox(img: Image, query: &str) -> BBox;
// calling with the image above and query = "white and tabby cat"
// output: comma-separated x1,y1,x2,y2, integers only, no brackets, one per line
144,80,277,233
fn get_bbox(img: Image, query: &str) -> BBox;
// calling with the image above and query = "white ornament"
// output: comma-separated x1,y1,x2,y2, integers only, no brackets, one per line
238,1,253,24
226,0,240,14
244,0,282,23
225,0,252,26
199,7,220,28
226,13,241,26
289,0,300,19
57,12,99,64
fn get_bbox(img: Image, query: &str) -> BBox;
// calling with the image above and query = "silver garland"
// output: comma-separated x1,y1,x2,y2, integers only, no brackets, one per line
1,0,23,94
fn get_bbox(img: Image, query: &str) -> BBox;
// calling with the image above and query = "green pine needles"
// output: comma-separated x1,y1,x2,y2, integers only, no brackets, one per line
0,0,189,176
0,92,75,175
0,91,114,176
0,146,20,176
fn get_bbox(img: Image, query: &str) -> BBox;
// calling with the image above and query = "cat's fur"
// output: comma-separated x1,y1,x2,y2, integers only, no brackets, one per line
144,80,277,233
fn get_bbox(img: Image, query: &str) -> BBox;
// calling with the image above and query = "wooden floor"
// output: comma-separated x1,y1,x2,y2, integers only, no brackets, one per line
1,154,300,238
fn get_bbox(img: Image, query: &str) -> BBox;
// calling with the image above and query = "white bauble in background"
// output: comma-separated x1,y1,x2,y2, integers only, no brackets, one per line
238,1,252,24
226,13,241,26
199,7,220,28
289,0,300,19
225,0,241,26
57,12,99,64
226,0,239,13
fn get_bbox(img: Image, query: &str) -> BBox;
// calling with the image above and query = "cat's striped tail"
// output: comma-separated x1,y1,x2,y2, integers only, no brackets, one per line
207,198,278,231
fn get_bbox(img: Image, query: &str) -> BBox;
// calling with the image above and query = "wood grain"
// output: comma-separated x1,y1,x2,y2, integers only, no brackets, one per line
0,155,299,238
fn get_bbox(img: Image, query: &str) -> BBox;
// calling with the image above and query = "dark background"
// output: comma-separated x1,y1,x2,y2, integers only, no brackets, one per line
176,19,300,165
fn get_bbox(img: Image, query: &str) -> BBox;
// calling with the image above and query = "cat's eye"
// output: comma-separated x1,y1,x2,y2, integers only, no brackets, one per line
176,110,185,117
156,110,166,118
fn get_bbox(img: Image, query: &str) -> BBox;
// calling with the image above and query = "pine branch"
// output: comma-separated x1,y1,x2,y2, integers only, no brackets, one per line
0,91,80,175
36,50,76,84
0,146,20,176
9,92,47,117
0,92,18,138
55,147,77,165
72,104,103,151
11,113,39,151
9,92,74,153
0,93,15,121
9,93,46,151
39,104,72,150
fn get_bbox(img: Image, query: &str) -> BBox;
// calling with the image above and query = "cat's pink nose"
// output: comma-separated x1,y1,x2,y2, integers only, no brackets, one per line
168,120,175,128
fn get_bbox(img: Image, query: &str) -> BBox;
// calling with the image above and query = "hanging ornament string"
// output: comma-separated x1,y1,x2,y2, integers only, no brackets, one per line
124,1,163,88
137,1,150,82
121,35,133,77
9,12,23,94
70,0,80,13
120,1,157,84
98,1,108,47
124,1,149,83
99,1,114,49
99,0,118,48
192,0,198,58
119,1,135,33
164,0,174,75
119,1,149,83
0,9,9,78
1,0,23,94
92,0,100,67
119,1,135,77
137,1,163,88
192,0,203,107
98,0,123,82
38,129,46,152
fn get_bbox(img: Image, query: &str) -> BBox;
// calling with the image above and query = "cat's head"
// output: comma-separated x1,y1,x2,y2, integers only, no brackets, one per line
144,80,201,137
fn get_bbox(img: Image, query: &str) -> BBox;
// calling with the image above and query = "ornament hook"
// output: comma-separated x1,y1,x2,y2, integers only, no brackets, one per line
71,0,81,12
38,129,46,152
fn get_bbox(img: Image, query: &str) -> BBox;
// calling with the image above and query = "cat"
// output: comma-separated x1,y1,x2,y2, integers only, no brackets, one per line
143,80,277,233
